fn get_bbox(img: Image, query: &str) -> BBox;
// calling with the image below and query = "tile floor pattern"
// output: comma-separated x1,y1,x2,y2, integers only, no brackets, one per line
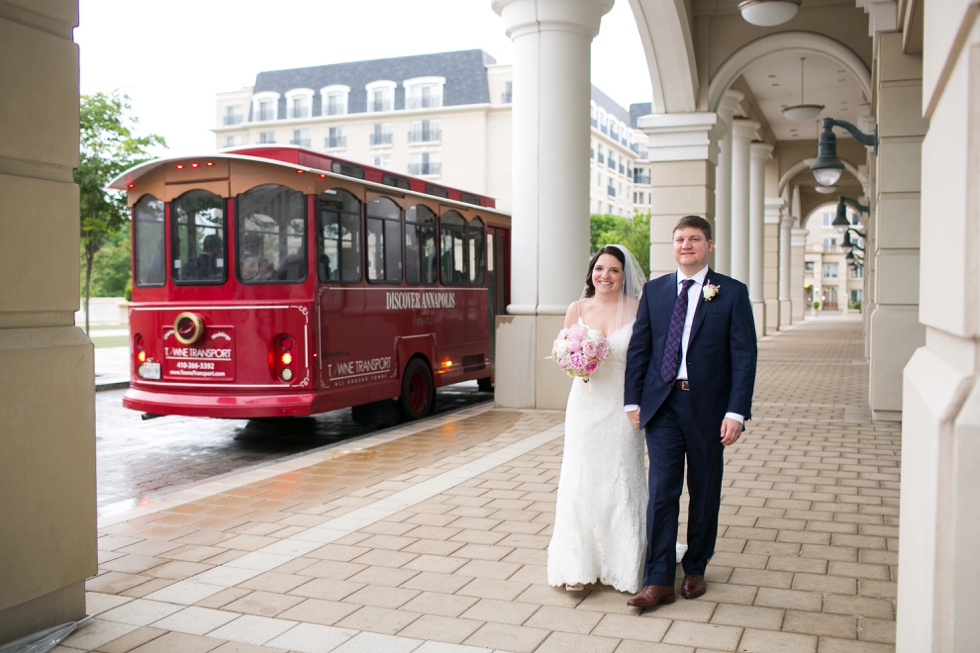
59,315,898,653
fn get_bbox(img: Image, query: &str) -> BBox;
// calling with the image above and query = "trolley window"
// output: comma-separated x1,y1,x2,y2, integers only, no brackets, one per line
440,210,467,285
332,161,365,179
424,184,449,199
133,195,165,287
405,205,437,285
382,173,411,190
459,192,482,206
468,216,486,286
318,189,362,283
171,189,227,284
237,184,307,283
366,197,402,283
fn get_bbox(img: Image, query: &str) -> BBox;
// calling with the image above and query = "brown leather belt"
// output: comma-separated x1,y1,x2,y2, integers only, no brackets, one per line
673,380,691,391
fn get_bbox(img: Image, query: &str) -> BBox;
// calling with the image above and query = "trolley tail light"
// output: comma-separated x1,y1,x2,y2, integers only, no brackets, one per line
274,335,295,382
134,333,161,380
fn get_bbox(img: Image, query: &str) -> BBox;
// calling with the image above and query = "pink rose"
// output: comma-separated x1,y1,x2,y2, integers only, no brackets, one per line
567,339,582,353
568,353,586,371
584,359,600,374
582,340,598,358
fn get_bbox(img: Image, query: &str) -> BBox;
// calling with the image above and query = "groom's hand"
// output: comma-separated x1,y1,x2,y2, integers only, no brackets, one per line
720,418,743,446
627,409,640,429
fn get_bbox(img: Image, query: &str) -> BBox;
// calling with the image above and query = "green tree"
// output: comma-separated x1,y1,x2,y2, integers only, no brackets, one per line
589,212,651,279
77,91,165,334
85,224,131,298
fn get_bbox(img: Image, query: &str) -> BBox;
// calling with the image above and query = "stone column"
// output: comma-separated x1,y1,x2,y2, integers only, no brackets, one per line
713,90,743,276
763,197,784,332
790,186,806,322
639,113,720,278
868,32,925,423
492,0,613,409
778,212,793,327
729,119,757,287
748,141,772,336
0,4,96,643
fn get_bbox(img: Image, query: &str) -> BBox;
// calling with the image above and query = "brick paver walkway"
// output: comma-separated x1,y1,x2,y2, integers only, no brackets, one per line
60,315,898,653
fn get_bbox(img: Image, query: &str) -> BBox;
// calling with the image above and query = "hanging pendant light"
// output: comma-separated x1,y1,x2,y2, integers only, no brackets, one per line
783,57,824,122
738,0,801,26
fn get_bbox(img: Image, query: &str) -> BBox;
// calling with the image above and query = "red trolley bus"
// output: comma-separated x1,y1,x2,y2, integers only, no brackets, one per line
109,146,510,421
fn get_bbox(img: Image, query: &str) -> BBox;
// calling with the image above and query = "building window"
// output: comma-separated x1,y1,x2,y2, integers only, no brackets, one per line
320,85,350,116
409,151,440,176
371,122,392,146
821,212,835,227
823,262,839,278
502,81,512,104
252,92,280,122
850,289,863,304
223,135,242,148
597,145,605,165
290,129,310,147
286,91,312,119
326,126,346,149
850,264,864,279
224,105,242,126
590,102,598,128
405,76,445,110
409,119,440,143
258,131,275,144
366,80,396,112
607,152,616,170
373,153,391,169
590,141,595,159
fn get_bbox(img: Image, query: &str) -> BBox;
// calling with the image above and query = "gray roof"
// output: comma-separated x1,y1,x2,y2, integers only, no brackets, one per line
252,50,496,119
630,102,652,129
591,85,632,126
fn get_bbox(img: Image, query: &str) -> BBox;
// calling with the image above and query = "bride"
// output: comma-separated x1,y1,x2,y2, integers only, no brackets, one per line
547,244,648,593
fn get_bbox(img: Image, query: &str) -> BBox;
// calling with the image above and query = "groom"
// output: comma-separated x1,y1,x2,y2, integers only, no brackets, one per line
624,215,757,607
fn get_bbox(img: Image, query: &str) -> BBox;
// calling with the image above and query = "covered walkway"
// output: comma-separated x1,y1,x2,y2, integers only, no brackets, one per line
63,315,898,653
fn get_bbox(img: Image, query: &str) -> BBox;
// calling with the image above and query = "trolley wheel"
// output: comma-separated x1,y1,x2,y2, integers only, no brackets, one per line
399,358,434,421
477,376,494,392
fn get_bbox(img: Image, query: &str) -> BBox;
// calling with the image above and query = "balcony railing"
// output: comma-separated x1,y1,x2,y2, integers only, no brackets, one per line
290,107,310,119
804,270,815,280
290,138,310,147
372,99,392,112
223,114,243,126
598,154,605,164
256,109,276,122
325,104,346,116
591,117,598,128
607,185,616,197
408,129,441,143
325,136,346,149
502,91,512,104
408,96,442,110
409,162,441,175
370,132,392,146
634,174,651,184
607,158,615,170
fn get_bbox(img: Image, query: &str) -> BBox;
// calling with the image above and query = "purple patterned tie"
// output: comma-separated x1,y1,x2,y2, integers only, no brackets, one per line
661,279,696,383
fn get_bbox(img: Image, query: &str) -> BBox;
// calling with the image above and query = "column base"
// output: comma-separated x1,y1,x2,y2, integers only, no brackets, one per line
751,302,766,337
869,305,924,415
764,299,779,332
494,314,571,410
779,300,792,327
0,582,85,646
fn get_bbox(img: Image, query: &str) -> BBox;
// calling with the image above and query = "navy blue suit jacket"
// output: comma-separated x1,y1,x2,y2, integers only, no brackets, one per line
625,269,757,436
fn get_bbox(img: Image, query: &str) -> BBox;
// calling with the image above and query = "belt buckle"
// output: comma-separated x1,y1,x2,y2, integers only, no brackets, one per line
674,380,690,391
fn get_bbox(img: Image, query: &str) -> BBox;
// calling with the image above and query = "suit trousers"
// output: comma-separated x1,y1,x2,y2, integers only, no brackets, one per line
643,387,726,586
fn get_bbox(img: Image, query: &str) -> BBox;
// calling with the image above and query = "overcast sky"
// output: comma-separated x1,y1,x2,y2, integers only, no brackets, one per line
75,0,652,155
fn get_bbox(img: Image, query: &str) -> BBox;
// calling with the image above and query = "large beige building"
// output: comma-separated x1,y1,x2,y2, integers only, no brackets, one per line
803,204,865,311
212,50,650,217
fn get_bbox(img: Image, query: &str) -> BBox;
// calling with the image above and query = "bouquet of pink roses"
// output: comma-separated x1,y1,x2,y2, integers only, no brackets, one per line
550,324,610,381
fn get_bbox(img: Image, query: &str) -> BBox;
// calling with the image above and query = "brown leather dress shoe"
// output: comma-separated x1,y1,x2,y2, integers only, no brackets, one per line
626,584,676,607
680,574,706,599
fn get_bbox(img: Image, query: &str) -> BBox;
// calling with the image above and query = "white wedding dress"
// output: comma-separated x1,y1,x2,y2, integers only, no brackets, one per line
547,319,648,593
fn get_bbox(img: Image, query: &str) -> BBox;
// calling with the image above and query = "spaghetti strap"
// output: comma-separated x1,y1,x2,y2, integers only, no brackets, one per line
575,301,582,320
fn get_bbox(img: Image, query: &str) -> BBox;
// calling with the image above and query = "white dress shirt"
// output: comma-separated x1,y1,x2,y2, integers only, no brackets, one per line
626,265,743,426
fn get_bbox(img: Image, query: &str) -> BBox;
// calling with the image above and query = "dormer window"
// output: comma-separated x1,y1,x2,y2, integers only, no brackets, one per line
366,80,396,113
284,88,314,119
404,76,445,110
597,108,608,135
321,85,350,116
590,102,598,128
251,92,280,122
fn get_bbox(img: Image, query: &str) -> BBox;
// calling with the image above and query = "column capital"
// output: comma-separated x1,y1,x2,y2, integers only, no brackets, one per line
493,0,614,39
780,213,796,228
731,118,760,140
716,90,744,129
637,112,721,165
750,141,775,160
791,228,809,247
764,197,785,224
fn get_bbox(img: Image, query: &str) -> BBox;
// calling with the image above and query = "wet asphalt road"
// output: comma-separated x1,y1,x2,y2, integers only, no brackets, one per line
95,382,492,511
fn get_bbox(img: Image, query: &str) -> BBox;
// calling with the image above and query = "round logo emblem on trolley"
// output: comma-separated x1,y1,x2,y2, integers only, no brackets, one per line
173,312,205,345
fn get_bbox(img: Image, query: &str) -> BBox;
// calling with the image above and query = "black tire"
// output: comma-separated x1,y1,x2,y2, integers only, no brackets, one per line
399,358,435,420
477,376,494,392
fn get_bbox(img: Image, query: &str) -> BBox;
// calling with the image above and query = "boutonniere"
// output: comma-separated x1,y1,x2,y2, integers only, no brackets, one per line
703,281,721,302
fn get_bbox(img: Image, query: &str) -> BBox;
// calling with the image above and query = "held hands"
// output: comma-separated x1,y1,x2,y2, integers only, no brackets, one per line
720,417,743,446
627,409,640,430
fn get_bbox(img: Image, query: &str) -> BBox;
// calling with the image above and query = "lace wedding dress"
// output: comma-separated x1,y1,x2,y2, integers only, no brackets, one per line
547,320,647,593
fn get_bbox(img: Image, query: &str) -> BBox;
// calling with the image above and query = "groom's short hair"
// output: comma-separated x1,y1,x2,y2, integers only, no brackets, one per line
673,215,712,241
